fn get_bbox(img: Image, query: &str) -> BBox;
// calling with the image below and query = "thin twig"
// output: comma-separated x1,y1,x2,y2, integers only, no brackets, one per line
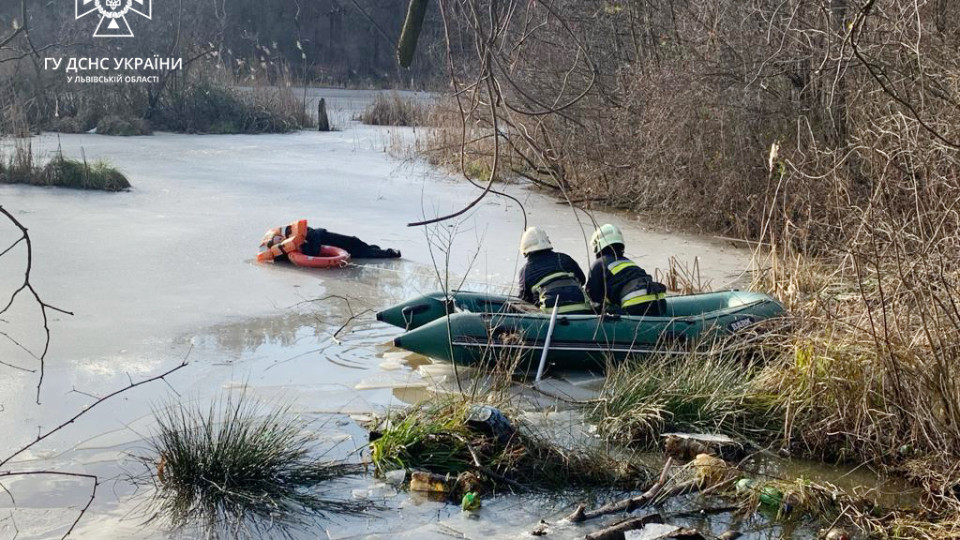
0,206,76,403
0,359,189,468
0,471,97,540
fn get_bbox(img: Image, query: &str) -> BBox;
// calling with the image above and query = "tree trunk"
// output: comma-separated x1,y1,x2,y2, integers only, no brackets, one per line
397,0,429,68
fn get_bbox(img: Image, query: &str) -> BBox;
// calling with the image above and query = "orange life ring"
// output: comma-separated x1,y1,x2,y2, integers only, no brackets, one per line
287,246,351,268
257,219,308,262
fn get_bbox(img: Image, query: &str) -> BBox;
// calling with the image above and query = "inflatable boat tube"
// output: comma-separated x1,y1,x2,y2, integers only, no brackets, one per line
287,246,351,268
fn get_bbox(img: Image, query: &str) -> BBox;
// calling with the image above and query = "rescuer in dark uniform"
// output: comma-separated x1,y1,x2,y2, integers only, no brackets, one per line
586,223,667,316
517,227,593,314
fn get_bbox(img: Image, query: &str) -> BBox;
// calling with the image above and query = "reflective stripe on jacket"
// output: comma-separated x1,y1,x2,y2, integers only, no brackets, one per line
587,253,665,310
531,271,593,313
518,250,591,313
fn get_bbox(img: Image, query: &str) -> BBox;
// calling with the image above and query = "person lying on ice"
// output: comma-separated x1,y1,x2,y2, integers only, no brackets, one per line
257,219,401,263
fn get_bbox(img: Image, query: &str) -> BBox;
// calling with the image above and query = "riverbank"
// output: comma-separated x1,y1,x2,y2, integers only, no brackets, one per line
395,86,960,537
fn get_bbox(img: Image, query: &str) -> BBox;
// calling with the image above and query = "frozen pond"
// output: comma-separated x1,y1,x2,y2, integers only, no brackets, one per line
0,88,758,538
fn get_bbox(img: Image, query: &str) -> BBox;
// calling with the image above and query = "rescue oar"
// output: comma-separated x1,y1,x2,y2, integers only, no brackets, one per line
534,302,560,383
532,304,606,404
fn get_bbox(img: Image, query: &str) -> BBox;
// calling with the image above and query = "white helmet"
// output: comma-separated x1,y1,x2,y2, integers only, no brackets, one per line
590,223,625,254
519,227,553,256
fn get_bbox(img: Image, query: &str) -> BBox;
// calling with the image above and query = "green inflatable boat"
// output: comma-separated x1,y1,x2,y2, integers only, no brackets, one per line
377,290,786,370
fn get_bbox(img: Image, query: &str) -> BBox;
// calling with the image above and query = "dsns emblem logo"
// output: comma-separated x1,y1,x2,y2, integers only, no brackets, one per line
76,0,152,38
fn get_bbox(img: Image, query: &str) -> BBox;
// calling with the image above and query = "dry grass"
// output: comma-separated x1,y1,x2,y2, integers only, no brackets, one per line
359,93,430,127
153,80,312,134
0,62,313,136
735,204,960,536
592,353,780,448
402,98,532,184
749,238,960,460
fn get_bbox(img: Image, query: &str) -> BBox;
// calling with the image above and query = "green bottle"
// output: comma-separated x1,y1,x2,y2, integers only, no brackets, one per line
735,478,782,507
461,491,481,511
759,486,783,507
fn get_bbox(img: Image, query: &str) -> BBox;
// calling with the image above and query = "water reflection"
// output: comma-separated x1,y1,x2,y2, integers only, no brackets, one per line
188,259,442,356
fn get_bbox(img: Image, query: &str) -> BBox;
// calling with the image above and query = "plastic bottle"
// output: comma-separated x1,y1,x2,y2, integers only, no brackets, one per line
461,491,481,511
465,405,514,444
759,485,783,507
735,478,783,508
409,471,452,493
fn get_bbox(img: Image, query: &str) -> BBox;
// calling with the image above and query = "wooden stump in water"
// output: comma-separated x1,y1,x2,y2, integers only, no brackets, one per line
317,98,330,132
662,432,747,462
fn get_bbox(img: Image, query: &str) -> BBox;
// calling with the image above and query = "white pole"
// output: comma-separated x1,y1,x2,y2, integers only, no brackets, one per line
535,302,560,383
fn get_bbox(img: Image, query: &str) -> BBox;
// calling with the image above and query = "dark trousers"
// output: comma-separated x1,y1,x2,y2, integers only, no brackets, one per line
303,228,399,258
623,299,666,317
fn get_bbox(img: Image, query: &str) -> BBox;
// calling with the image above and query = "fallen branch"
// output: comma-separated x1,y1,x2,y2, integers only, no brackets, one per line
584,513,663,540
665,505,739,520
450,433,525,492
567,457,674,523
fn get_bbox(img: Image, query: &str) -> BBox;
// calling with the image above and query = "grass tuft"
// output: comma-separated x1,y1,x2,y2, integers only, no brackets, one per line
360,93,429,127
591,353,781,448
0,142,130,191
147,392,367,538
41,156,131,191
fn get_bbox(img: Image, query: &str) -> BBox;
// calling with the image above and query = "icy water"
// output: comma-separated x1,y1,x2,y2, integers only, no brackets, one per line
0,89,900,539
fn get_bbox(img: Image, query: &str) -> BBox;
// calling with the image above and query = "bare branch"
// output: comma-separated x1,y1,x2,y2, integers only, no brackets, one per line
0,207,76,402
0,359,189,468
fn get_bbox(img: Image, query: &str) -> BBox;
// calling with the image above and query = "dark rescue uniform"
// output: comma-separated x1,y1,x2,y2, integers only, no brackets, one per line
301,227,400,258
586,253,667,316
518,250,593,314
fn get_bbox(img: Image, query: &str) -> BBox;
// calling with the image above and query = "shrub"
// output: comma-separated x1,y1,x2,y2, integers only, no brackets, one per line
95,115,152,136
41,156,131,191
50,116,86,134
153,81,309,134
